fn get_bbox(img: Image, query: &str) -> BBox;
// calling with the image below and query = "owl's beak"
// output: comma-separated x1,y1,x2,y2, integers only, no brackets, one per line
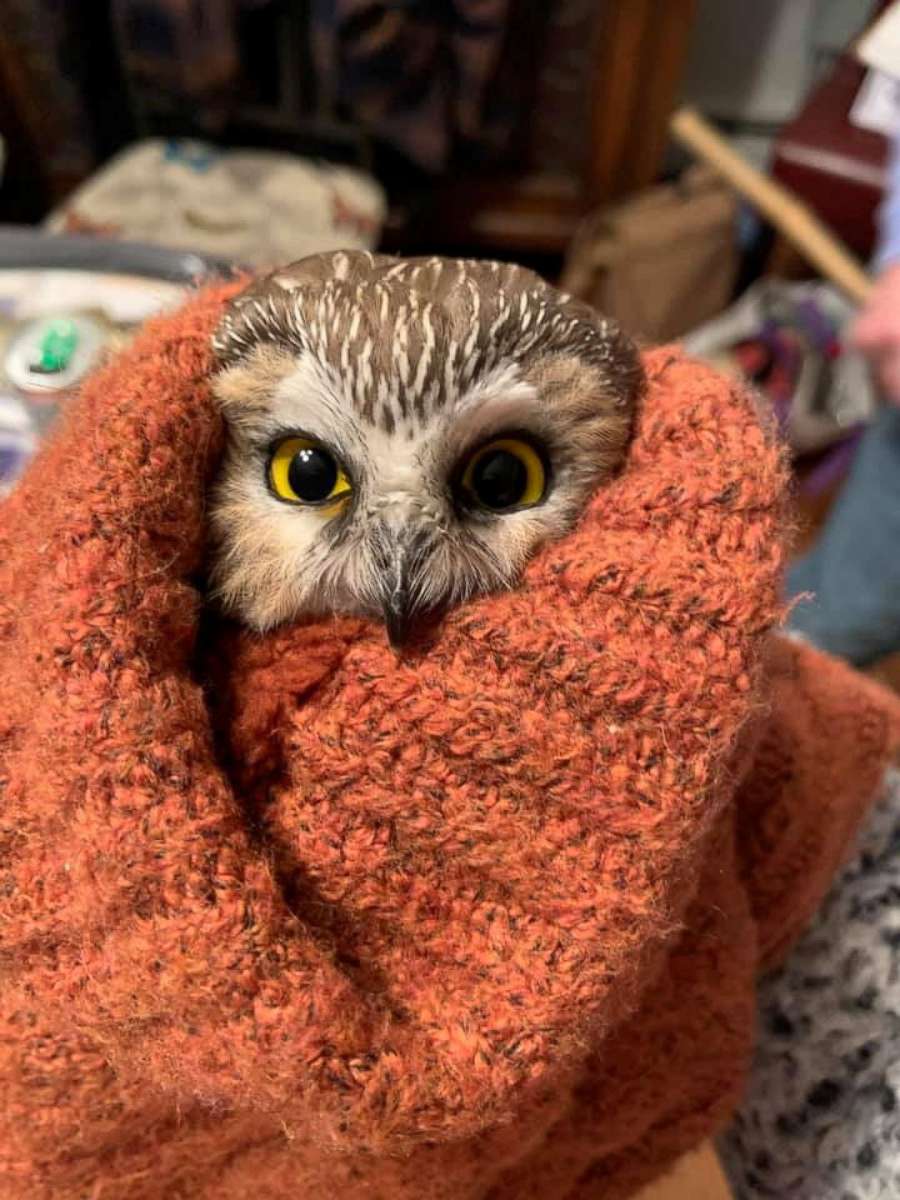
381,557,416,649
383,594,414,649
375,524,428,650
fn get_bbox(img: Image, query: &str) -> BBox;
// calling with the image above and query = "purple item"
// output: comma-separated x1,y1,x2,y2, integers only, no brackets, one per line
799,426,865,497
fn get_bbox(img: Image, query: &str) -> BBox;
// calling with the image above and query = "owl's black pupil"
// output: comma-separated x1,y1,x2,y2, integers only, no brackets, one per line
472,449,528,509
287,447,338,501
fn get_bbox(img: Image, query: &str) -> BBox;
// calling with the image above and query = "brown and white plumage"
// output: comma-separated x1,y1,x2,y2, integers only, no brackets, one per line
209,250,643,640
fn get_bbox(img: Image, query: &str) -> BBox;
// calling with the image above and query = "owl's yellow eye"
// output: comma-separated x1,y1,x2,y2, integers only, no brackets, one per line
268,437,352,506
460,437,547,511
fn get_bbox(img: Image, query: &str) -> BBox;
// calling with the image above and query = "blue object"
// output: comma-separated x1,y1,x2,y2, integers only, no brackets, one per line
876,128,900,271
787,404,900,665
162,139,219,173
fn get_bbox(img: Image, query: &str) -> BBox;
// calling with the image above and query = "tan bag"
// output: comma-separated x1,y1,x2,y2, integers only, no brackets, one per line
561,165,738,344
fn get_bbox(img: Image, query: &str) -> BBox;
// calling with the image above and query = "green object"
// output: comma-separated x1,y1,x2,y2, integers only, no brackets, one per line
34,319,78,374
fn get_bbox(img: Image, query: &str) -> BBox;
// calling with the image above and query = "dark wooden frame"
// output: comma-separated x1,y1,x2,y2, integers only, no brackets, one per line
394,0,697,256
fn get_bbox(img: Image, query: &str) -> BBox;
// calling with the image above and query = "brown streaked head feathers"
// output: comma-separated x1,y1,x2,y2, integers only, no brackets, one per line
209,250,643,638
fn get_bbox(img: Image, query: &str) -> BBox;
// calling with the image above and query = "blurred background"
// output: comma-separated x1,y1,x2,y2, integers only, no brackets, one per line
0,0,876,261
1,0,899,679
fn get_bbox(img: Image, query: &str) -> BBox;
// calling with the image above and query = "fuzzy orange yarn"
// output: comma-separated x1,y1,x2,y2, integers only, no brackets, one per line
1,286,899,1200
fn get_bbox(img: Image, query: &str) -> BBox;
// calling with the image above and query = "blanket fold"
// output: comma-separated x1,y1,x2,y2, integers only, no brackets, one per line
1,286,899,1200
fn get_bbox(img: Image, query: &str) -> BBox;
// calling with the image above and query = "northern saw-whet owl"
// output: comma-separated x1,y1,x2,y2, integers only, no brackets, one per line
209,251,643,645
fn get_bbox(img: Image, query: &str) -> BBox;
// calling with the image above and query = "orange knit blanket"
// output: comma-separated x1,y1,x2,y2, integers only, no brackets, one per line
1,286,899,1200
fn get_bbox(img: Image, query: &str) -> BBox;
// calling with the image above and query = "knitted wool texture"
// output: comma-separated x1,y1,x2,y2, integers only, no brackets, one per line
1,285,899,1200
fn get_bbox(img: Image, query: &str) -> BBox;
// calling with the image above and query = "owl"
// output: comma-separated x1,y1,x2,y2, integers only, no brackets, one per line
209,251,643,644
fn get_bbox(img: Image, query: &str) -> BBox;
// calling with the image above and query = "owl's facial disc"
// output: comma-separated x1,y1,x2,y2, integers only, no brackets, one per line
208,251,643,640
258,425,553,646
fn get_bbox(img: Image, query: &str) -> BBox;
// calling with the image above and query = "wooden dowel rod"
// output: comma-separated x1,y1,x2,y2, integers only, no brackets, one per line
670,106,873,305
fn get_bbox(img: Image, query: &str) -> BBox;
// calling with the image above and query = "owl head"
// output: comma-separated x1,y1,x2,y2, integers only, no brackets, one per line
209,251,643,643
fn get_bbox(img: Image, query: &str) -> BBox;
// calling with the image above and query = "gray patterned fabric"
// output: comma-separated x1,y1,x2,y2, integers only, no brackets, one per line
723,767,900,1199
